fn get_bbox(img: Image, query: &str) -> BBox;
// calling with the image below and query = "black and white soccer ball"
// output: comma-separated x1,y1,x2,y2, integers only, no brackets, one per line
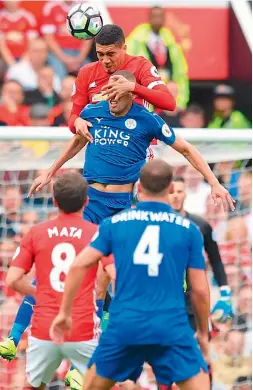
66,3,103,40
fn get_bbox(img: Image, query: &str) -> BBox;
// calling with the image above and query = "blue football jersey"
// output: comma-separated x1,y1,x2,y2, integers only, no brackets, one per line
80,101,176,184
90,201,205,345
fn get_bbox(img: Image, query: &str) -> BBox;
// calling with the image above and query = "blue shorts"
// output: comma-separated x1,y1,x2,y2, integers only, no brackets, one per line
83,186,133,224
88,332,208,385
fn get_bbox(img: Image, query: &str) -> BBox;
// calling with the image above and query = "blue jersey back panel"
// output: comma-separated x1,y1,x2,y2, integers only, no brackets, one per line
80,101,175,184
90,201,205,345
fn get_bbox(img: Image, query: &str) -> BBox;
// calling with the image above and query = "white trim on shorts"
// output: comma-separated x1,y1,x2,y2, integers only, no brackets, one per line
26,336,98,387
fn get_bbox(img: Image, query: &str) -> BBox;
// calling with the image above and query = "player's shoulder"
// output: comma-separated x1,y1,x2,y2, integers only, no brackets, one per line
78,61,100,76
127,54,152,67
81,100,108,117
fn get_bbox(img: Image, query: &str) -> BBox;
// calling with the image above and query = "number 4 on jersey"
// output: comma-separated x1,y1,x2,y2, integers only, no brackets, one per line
133,225,163,277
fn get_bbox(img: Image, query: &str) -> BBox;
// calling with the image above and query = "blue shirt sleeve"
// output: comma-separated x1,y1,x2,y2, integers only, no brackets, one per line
89,219,112,256
150,113,176,145
187,223,206,270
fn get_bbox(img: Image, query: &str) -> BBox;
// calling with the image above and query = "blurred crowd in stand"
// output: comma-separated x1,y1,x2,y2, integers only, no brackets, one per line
0,1,251,389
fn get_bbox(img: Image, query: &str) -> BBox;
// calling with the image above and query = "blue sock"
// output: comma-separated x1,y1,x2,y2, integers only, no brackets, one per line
8,280,36,346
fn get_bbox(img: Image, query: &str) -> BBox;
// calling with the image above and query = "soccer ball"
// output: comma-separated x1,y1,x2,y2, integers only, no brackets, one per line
66,3,103,40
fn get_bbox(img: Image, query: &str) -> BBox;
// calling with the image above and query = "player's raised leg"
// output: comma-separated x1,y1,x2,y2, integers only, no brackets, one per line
0,280,36,360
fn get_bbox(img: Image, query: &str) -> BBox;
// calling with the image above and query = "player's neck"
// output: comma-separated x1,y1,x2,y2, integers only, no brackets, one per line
59,210,83,217
140,195,169,204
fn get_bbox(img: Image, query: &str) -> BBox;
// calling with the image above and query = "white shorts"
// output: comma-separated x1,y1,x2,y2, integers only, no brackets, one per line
26,336,98,387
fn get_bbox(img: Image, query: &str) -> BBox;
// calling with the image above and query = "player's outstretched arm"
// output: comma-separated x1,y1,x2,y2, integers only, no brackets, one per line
171,135,235,211
6,267,36,298
28,135,87,197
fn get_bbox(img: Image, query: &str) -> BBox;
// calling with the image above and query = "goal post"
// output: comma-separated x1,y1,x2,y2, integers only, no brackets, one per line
0,127,251,171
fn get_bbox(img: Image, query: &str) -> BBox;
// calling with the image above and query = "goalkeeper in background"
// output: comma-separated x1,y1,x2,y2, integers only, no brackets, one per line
169,176,233,323
168,176,233,389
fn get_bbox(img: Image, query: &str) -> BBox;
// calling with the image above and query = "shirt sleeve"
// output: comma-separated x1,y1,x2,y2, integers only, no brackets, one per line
151,113,176,145
203,222,227,286
188,223,206,270
11,229,35,273
89,221,112,257
138,58,166,89
71,67,89,107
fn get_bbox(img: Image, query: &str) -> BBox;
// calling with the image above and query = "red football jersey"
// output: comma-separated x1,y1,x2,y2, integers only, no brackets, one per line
71,54,164,109
0,8,38,58
12,213,109,342
41,1,82,50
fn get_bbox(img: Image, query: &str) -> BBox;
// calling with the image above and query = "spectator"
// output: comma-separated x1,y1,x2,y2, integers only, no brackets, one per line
224,263,243,295
183,165,210,216
0,80,29,126
6,38,61,92
208,85,251,129
233,285,252,332
233,376,252,390
215,161,240,199
49,75,75,126
0,0,38,74
0,186,22,238
22,104,50,158
126,6,189,109
24,66,60,108
41,0,92,80
179,104,205,128
236,171,252,215
212,330,251,387
205,194,228,242
21,210,39,226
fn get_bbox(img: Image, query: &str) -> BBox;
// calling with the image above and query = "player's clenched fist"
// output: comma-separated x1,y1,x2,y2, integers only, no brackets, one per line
28,171,52,198
74,117,93,142
50,312,72,345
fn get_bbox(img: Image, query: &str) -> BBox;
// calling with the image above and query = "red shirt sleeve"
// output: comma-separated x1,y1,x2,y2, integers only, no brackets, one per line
11,229,35,273
135,58,176,111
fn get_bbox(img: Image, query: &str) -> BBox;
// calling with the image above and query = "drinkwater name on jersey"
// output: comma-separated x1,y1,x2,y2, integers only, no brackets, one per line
111,209,190,229
94,126,130,147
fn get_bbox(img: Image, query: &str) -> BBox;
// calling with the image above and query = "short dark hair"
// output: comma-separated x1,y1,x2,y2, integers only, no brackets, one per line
95,24,125,46
182,104,204,116
112,70,136,83
172,176,185,183
140,159,173,194
53,171,88,214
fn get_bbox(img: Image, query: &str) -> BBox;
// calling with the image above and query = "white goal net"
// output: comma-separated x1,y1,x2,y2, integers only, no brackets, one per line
0,127,252,390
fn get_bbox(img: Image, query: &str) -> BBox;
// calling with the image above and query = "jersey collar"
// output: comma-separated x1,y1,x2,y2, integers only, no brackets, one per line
135,201,173,213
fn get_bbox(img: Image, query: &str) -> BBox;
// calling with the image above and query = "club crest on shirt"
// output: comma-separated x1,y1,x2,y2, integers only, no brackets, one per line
150,65,160,78
125,119,137,130
162,124,172,137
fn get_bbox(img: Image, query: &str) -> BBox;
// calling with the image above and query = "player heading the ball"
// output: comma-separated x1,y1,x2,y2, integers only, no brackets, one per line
6,171,112,389
51,159,211,390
